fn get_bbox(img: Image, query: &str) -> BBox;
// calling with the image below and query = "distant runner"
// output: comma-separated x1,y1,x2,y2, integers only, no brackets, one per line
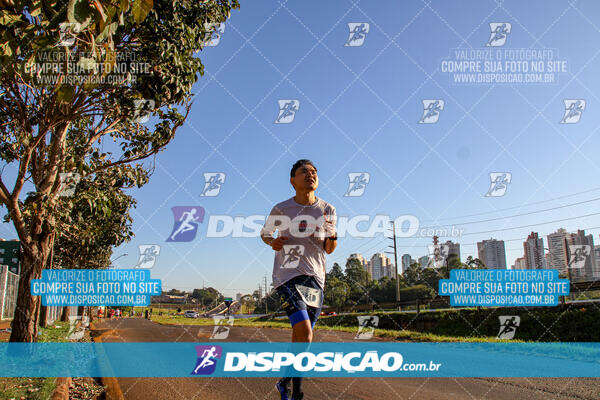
261,159,337,400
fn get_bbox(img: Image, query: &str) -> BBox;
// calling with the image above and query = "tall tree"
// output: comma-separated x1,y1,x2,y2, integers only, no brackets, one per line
1,0,239,342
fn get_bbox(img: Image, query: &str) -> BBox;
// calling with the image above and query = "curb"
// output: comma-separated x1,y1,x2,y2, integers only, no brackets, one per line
50,377,71,400
90,322,125,400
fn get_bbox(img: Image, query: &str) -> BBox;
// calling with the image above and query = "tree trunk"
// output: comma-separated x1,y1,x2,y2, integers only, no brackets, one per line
39,304,48,328
77,305,85,317
9,246,47,342
60,306,70,322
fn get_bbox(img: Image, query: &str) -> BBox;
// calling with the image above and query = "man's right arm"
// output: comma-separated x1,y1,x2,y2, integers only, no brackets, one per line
261,207,287,251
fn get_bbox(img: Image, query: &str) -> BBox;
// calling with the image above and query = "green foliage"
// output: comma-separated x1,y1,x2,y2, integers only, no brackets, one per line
318,305,600,342
0,0,239,342
190,287,223,308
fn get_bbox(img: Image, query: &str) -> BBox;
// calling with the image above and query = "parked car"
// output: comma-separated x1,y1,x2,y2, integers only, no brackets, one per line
184,310,199,318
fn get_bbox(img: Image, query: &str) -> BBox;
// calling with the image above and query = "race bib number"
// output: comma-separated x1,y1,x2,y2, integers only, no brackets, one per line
295,284,322,308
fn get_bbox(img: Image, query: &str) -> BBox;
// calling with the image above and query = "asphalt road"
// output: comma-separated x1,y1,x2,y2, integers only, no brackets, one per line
92,317,600,400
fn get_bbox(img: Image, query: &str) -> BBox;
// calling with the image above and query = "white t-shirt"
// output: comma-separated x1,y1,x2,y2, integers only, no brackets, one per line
261,197,336,290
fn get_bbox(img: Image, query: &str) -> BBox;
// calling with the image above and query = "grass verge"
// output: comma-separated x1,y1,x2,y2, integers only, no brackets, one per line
149,313,506,343
0,321,71,400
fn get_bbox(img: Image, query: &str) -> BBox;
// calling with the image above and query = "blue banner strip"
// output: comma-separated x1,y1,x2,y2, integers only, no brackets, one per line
0,342,599,377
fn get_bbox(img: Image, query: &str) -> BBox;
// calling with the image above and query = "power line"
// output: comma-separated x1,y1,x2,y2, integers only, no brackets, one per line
419,186,600,223
417,196,600,229
458,211,600,236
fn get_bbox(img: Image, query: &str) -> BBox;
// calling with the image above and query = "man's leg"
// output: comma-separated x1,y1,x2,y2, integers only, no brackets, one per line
290,319,311,399
292,319,312,342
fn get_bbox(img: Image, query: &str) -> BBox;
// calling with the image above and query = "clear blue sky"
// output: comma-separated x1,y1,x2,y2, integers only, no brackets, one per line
3,0,600,297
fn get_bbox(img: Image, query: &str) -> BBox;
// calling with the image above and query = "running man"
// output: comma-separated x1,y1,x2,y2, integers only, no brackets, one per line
261,160,337,400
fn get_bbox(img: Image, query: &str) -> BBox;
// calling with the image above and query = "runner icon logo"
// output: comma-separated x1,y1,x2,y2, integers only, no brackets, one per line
355,316,379,340
192,345,222,375
132,99,155,123
202,23,225,46
58,22,81,47
497,316,520,339
560,99,586,124
274,100,300,124
427,244,449,269
568,245,590,269
345,23,370,47
419,100,444,124
136,245,160,269
211,316,234,340
345,173,370,197
166,206,205,242
58,172,81,197
281,245,305,269
66,316,89,341
200,173,226,197
486,23,511,47
485,172,511,197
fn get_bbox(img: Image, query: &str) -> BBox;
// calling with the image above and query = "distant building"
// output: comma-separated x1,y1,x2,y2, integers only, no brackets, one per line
513,257,527,269
547,228,569,274
444,240,461,261
370,253,391,280
565,230,596,281
153,293,187,304
477,238,507,269
236,293,242,302
596,245,600,278
401,254,412,275
524,232,546,269
418,255,429,268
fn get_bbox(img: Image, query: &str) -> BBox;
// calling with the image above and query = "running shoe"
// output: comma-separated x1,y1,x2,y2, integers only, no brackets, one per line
276,379,290,400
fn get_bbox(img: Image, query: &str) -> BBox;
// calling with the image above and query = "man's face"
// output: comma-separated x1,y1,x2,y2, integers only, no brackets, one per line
291,164,318,192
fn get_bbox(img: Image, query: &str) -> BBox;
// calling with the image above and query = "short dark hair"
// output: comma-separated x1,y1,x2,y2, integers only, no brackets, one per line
290,159,317,178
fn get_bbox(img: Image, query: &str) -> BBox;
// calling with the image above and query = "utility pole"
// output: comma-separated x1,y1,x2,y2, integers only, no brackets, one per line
386,220,401,310
264,276,268,314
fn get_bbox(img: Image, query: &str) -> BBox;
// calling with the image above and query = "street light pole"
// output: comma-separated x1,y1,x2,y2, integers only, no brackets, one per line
386,220,400,310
